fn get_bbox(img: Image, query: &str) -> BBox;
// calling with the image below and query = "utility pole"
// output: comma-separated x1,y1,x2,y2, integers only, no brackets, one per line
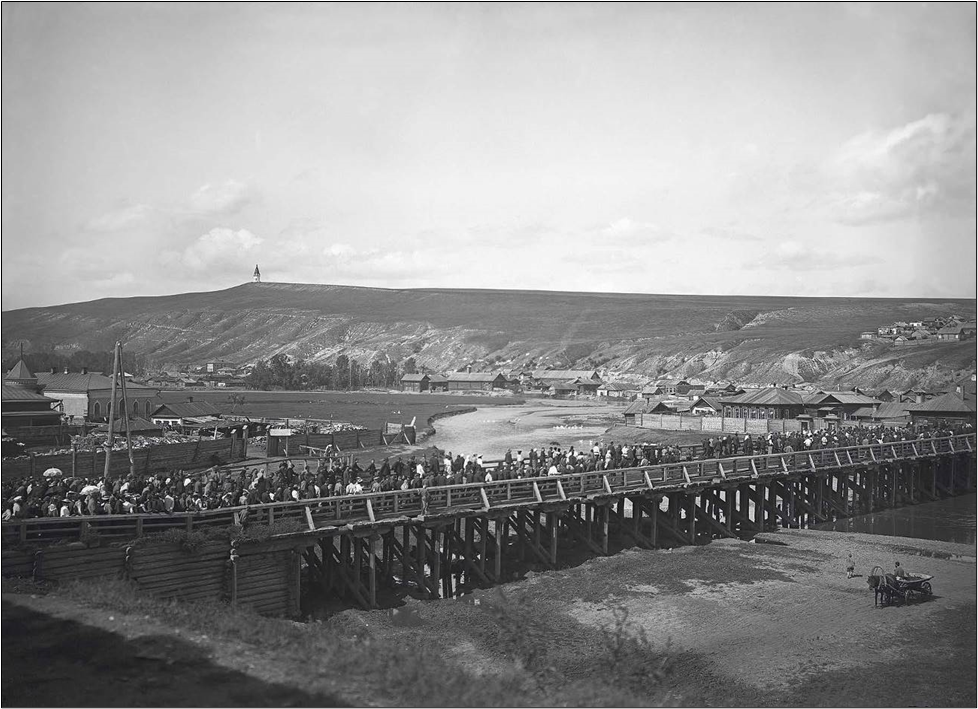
117,344,136,477
102,342,120,478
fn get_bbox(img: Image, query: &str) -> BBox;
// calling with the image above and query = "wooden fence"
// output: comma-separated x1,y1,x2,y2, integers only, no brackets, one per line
637,413,866,433
1,537,297,617
1,437,247,480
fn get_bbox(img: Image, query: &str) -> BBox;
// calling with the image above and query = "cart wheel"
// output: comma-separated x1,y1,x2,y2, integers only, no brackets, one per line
921,582,932,595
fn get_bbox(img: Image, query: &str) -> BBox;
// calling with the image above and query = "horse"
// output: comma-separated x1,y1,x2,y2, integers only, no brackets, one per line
866,567,896,606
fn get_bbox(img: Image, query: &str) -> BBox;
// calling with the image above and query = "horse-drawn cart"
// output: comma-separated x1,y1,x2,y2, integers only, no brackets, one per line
868,565,934,606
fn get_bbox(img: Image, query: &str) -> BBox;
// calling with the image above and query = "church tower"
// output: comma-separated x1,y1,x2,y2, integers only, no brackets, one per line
253,264,261,283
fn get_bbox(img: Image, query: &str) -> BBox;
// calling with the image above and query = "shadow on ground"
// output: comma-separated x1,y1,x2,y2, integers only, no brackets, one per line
1,600,346,707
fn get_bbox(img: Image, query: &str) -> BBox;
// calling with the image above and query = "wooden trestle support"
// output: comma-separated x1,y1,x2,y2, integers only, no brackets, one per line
289,444,976,612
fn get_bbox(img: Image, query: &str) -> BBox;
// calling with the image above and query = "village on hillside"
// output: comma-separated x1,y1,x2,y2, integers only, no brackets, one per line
860,313,977,344
3,352,976,455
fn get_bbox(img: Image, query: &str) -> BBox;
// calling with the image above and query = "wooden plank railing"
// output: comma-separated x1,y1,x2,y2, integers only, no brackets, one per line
3,434,973,545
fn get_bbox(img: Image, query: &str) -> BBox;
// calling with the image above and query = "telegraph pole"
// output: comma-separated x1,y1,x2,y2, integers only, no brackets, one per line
117,344,136,477
102,342,120,478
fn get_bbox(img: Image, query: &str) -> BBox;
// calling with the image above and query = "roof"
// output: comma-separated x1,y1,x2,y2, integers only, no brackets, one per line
937,325,966,335
810,392,881,406
100,417,162,434
36,372,158,393
690,396,722,410
849,406,878,418
654,379,688,387
0,410,62,420
907,393,978,414
1,384,58,403
447,371,506,383
623,400,649,415
648,400,681,413
149,401,220,418
428,375,449,383
598,382,635,391
400,373,430,382
4,359,36,382
573,377,601,386
873,402,912,419
719,388,807,407
531,369,599,381
183,416,227,427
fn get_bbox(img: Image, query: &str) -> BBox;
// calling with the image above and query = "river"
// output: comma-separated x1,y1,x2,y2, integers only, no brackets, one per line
815,494,976,546
428,401,623,460
432,403,977,546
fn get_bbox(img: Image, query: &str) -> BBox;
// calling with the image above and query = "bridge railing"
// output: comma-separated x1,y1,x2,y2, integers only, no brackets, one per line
3,434,972,545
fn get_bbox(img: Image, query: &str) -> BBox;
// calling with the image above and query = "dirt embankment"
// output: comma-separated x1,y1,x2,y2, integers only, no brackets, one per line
3,528,975,707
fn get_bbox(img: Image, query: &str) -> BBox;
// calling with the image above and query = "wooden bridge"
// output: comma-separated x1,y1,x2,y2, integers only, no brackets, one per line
3,433,975,617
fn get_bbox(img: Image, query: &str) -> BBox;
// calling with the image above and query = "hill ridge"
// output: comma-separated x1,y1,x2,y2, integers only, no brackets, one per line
3,283,975,390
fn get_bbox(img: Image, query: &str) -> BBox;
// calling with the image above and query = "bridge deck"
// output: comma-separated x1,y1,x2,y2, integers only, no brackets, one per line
3,434,973,545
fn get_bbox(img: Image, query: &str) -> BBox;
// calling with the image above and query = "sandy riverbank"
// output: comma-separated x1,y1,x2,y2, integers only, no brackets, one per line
3,528,975,706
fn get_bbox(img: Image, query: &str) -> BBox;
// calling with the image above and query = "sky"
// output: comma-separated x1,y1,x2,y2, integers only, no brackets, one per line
2,2,976,310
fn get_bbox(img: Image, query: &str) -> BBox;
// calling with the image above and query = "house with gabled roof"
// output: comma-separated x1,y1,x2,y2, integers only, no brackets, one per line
652,379,689,395
690,396,723,416
907,393,977,421
719,387,809,420
446,371,508,392
400,373,430,392
149,400,223,427
597,382,638,399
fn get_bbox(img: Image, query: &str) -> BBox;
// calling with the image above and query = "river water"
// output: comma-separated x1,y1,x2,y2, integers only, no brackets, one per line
815,494,976,546
429,401,622,460
432,404,977,546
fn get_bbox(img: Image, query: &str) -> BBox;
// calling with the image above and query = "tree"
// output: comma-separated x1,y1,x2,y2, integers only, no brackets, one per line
402,357,417,375
335,354,350,390
246,359,273,389
268,353,293,388
227,393,246,412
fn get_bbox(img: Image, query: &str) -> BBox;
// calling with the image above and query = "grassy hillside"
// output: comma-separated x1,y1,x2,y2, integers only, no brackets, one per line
3,282,975,390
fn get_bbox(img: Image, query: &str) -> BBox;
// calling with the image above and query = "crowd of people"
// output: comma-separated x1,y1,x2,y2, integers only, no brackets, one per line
698,421,971,458
2,421,972,522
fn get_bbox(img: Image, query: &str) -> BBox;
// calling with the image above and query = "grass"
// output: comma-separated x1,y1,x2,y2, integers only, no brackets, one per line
5,284,973,384
159,390,525,431
5,576,679,707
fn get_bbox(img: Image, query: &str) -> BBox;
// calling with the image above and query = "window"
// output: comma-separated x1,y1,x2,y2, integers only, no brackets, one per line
93,402,101,420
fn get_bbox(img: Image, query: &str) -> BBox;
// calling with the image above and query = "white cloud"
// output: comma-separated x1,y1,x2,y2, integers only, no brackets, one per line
823,113,976,225
84,204,154,232
747,240,881,272
597,218,673,242
189,180,253,215
181,228,263,272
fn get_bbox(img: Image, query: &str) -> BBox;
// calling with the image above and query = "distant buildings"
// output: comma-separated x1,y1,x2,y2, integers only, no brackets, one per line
445,371,509,392
34,368,159,421
400,373,430,392
149,400,223,429
870,314,976,343
2,359,63,428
